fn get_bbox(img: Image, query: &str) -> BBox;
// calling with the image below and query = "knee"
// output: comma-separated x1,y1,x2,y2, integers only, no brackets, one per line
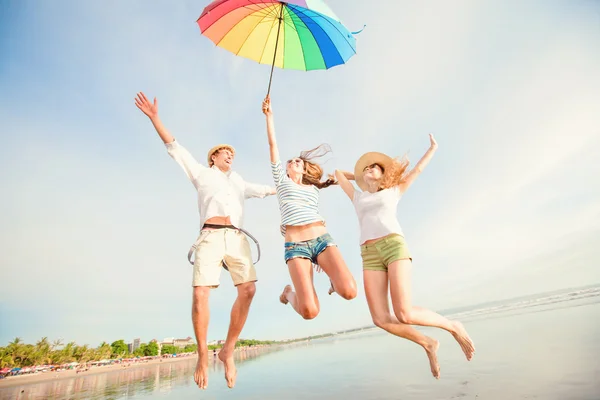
396,310,412,324
299,305,319,320
337,282,357,300
192,287,210,313
239,283,256,300
372,315,388,329
193,287,210,303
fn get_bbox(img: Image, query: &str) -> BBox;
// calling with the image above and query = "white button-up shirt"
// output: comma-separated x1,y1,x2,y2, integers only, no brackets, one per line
166,140,273,229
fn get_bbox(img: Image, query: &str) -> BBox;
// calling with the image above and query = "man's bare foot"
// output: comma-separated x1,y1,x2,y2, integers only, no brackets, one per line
194,357,208,389
424,337,440,379
450,321,475,360
218,350,237,388
280,285,292,304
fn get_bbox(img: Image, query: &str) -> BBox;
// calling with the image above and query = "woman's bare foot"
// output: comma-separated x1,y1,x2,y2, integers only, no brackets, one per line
218,350,237,388
450,321,475,360
194,357,208,389
424,337,441,379
280,285,292,304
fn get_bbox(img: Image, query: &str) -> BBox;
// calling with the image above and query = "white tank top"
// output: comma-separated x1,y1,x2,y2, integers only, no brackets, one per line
352,186,404,245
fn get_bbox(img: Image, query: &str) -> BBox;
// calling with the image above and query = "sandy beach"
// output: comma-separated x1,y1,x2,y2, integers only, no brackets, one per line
0,344,282,390
0,355,197,389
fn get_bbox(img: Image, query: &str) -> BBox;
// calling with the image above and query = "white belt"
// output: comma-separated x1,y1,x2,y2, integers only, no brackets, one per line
187,225,261,266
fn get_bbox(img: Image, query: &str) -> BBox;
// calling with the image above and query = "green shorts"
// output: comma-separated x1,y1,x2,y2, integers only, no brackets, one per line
360,234,412,272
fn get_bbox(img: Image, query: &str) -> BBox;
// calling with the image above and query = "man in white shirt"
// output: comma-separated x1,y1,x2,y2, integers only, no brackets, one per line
135,92,275,390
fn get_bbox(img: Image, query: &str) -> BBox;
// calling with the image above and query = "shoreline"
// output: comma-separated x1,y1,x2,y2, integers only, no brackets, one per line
0,354,197,389
0,344,283,390
0,334,372,390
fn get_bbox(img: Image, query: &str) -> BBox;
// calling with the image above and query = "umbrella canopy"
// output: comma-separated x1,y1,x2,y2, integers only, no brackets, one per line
198,0,358,93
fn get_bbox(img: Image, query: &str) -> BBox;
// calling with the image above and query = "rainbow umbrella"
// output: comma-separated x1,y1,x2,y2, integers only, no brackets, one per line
197,0,360,95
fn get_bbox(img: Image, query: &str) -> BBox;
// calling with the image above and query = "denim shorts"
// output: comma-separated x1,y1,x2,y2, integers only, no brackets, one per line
284,233,337,264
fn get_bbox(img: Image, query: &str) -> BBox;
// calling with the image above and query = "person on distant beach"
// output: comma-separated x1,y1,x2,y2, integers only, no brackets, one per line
262,96,357,319
334,135,475,379
135,92,276,390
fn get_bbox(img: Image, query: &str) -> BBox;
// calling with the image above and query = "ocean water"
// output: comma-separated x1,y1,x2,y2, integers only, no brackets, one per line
2,285,599,400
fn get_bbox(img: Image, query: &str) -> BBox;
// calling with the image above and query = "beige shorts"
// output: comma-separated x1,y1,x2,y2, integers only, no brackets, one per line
190,228,257,287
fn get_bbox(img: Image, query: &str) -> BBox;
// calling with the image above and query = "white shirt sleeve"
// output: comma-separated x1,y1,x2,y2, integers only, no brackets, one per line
165,140,205,184
244,181,273,199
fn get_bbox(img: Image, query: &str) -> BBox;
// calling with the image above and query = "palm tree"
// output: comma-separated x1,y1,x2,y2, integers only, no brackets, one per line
51,339,64,351
0,347,13,368
35,337,51,365
97,342,112,360
7,338,24,367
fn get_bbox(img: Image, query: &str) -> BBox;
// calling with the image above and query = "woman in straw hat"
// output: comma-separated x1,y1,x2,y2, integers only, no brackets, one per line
334,135,475,379
262,96,357,320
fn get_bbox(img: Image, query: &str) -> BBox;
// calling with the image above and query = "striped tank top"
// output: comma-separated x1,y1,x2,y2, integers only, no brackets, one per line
271,160,324,236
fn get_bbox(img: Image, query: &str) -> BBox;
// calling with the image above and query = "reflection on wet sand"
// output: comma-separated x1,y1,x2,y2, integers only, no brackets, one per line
0,346,284,400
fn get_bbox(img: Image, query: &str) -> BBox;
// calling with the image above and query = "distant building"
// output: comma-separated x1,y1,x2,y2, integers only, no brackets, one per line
173,337,195,348
127,343,133,354
133,338,141,352
159,337,195,349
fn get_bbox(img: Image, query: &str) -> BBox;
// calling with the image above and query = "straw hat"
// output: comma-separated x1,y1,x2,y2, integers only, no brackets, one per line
354,152,393,191
207,144,236,166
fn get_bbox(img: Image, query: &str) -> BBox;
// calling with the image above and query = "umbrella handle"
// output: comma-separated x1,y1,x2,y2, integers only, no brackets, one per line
267,3,285,97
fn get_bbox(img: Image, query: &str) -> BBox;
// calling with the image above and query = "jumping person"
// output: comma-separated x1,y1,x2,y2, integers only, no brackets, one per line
136,92,276,389
262,96,357,320
334,135,475,379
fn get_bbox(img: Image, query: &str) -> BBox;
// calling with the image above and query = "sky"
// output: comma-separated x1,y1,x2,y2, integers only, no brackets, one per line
1,0,599,347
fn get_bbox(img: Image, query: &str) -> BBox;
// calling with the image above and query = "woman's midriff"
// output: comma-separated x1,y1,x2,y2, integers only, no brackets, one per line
284,221,327,242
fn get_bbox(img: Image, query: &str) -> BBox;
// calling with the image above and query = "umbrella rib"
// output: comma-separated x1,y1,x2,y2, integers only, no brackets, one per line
258,7,280,62
289,5,353,67
287,9,307,70
240,2,278,19
288,5,324,70
200,1,264,33
309,13,356,57
224,4,279,57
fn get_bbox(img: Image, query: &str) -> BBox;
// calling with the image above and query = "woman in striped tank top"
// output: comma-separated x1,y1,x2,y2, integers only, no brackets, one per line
262,96,357,320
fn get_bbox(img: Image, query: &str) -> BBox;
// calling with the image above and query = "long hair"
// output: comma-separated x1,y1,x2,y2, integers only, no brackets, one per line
378,154,411,190
297,144,337,189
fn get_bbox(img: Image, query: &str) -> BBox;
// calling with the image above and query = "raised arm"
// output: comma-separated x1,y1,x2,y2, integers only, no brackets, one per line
244,181,277,198
262,96,280,163
334,170,356,200
398,134,438,193
135,92,174,144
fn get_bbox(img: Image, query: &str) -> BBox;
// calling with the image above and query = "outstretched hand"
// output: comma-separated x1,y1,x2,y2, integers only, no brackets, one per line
135,92,158,119
429,133,438,149
262,96,273,117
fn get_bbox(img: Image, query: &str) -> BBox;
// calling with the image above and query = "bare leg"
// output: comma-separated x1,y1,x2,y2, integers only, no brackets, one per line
316,246,357,300
218,282,256,388
280,258,320,319
364,270,441,379
192,286,211,389
388,260,475,360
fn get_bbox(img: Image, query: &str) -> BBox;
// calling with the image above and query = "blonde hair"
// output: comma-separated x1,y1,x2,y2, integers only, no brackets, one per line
378,155,410,190
297,144,337,189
